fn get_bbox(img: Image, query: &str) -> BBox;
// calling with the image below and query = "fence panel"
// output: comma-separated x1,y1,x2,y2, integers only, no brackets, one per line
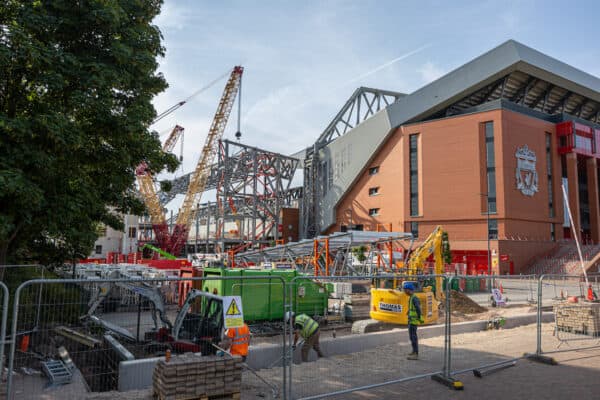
5,274,287,400
287,274,448,400
0,281,8,395
441,275,539,383
538,273,600,355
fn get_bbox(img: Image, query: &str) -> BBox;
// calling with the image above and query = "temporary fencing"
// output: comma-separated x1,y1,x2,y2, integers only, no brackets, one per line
536,273,600,355
1,269,600,399
286,274,451,400
4,274,288,400
439,275,539,385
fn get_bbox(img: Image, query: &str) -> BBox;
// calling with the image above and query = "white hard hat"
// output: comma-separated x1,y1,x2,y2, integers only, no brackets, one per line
285,311,295,323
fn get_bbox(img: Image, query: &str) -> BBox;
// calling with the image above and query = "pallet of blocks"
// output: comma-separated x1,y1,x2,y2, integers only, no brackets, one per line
153,353,242,400
554,301,600,336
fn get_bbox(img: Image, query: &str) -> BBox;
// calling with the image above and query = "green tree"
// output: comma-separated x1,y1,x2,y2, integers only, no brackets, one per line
0,0,178,268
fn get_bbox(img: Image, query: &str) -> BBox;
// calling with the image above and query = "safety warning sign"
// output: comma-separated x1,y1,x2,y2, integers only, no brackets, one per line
223,296,244,329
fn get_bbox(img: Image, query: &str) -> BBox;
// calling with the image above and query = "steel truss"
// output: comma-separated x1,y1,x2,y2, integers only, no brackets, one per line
301,87,405,238
233,230,413,276
170,140,299,253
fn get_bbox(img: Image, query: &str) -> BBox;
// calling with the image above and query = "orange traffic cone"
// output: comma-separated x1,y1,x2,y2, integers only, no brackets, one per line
499,282,504,294
588,285,594,301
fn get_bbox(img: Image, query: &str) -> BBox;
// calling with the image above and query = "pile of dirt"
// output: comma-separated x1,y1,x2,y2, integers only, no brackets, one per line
449,290,487,314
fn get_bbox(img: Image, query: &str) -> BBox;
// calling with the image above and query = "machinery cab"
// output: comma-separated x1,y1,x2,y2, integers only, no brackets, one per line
369,226,448,325
370,280,438,325
177,297,224,355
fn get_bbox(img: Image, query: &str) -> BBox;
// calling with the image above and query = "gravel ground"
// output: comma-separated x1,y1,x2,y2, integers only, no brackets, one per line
15,322,600,400
243,323,600,399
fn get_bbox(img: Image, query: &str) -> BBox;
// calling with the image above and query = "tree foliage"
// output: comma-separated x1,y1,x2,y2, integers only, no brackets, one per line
0,0,178,266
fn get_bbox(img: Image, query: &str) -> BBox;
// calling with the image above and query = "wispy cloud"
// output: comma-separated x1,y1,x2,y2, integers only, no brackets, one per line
418,61,445,84
343,44,431,87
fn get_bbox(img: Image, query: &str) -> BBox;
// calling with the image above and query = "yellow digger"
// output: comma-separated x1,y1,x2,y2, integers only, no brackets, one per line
369,226,447,325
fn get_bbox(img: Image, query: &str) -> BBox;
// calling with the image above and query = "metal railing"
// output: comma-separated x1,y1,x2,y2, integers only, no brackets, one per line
1,269,599,399
4,274,287,400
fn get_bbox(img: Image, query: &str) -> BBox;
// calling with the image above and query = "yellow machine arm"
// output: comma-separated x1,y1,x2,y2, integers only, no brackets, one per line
406,225,445,298
162,125,184,153
175,66,243,229
369,225,448,326
136,125,185,226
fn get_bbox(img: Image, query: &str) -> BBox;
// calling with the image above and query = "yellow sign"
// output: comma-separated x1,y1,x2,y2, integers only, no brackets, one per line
223,296,244,329
226,298,241,315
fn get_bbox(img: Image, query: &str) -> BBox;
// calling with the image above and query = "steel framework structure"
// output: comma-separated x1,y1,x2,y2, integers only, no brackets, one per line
301,87,405,238
213,139,299,252
233,230,414,276
158,140,301,253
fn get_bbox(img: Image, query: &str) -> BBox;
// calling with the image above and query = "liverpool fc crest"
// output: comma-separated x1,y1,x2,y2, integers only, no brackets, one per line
515,145,538,196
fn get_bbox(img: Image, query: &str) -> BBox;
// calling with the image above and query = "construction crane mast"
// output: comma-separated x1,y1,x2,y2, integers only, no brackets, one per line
136,125,185,250
167,66,244,255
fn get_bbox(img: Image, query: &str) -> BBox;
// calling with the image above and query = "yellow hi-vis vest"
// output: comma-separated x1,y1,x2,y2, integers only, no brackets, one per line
295,314,318,338
408,294,424,325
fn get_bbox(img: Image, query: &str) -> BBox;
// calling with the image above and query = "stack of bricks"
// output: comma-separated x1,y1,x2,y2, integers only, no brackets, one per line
153,353,243,400
554,301,600,336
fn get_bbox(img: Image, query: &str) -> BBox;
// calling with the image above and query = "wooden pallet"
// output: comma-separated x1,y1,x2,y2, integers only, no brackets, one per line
155,391,241,400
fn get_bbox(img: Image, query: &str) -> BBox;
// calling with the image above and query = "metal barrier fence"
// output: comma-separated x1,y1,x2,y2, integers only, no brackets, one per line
441,275,540,385
2,270,600,399
0,281,8,392
4,275,288,400
537,273,600,355
285,274,451,400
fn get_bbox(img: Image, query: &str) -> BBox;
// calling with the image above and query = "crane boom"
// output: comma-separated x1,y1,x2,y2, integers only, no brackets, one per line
136,125,185,250
162,125,184,153
168,66,244,255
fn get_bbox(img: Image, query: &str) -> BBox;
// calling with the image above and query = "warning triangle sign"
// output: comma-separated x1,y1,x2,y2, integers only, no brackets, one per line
226,298,241,316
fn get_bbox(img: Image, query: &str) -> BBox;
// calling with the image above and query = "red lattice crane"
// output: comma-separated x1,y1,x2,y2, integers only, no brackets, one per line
137,66,243,255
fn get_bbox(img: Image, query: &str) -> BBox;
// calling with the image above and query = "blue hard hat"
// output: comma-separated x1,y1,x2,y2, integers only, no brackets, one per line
403,282,415,291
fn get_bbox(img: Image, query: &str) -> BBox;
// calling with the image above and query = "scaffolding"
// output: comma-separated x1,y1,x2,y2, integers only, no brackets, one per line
233,230,414,276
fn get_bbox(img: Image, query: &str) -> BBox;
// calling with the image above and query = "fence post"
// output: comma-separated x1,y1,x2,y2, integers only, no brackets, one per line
431,275,463,390
537,275,543,355
526,274,557,365
0,282,8,383
6,280,28,399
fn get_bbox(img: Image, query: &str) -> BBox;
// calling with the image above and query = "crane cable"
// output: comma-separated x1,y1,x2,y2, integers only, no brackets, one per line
151,68,232,125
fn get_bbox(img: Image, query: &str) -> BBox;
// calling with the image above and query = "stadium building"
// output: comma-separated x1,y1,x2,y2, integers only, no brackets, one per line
300,40,600,273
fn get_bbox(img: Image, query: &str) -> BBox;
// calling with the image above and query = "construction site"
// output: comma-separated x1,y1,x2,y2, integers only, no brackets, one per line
3,38,600,400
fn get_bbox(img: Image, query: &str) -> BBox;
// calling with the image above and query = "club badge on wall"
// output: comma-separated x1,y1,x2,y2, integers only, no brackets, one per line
515,145,538,196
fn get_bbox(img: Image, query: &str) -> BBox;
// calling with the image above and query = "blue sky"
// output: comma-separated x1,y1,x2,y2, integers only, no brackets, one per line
152,0,600,177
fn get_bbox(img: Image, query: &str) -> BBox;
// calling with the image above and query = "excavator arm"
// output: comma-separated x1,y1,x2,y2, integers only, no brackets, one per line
406,225,445,299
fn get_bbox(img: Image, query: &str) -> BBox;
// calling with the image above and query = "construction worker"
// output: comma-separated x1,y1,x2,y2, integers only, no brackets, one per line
222,323,251,362
285,311,324,362
404,282,423,360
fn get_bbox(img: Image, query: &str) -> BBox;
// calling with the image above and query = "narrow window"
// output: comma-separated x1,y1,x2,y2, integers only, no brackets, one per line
95,245,102,254
410,221,419,238
368,208,380,216
550,223,555,241
409,134,419,216
488,219,498,240
546,133,554,217
368,187,379,196
484,122,497,213
128,227,137,238
369,166,380,175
